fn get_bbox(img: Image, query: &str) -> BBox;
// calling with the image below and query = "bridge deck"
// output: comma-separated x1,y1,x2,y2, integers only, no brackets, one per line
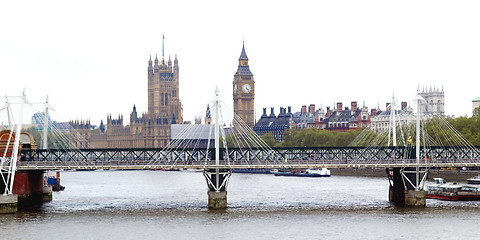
7,146,479,171
15,160,480,171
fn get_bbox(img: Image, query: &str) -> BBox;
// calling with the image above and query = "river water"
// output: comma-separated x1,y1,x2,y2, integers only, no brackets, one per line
1,170,480,239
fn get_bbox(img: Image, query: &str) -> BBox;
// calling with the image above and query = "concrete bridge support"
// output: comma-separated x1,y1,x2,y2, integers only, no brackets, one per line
387,167,426,207
204,168,231,209
43,185,52,202
1,170,46,212
0,194,17,214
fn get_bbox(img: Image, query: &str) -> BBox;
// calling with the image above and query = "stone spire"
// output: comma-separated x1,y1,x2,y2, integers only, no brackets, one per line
236,42,252,75
239,41,248,60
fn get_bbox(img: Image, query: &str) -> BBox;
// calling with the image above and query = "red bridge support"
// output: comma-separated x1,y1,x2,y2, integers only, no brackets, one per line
1,170,50,212
13,170,45,209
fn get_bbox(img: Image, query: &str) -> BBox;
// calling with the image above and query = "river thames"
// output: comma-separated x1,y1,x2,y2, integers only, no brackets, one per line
1,170,480,239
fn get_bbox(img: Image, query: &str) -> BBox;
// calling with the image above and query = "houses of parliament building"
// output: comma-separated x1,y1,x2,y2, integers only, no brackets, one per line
72,50,183,148
71,42,255,149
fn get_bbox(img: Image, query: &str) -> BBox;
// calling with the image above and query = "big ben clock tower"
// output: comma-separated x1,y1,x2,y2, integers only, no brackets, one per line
233,42,255,128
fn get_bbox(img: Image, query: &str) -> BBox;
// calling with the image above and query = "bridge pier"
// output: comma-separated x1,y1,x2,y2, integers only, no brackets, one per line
387,167,426,207
0,194,17,214
14,170,45,209
1,170,47,212
43,185,53,202
203,168,231,209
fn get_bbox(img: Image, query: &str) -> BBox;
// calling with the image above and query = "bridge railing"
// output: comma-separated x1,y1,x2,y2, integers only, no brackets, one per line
13,146,480,170
13,158,480,170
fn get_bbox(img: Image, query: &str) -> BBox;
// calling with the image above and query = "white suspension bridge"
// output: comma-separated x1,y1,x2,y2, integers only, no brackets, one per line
1,88,480,210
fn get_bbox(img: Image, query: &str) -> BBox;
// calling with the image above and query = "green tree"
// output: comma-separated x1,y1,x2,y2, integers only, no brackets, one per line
260,132,276,147
24,127,70,149
280,128,363,147
424,116,480,146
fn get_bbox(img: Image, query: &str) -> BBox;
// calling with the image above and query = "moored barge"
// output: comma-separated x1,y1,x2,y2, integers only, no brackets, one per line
272,168,331,177
426,178,480,201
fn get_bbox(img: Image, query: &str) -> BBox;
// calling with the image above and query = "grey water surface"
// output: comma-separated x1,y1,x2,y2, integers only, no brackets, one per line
1,170,479,239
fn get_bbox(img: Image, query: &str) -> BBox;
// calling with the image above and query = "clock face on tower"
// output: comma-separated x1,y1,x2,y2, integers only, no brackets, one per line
242,83,251,93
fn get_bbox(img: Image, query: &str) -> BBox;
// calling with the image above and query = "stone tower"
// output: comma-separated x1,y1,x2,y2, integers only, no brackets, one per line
145,39,183,148
76,36,183,149
233,42,255,128
419,85,445,115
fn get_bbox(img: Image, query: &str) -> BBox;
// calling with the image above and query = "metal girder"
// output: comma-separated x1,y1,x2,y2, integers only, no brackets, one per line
11,146,480,170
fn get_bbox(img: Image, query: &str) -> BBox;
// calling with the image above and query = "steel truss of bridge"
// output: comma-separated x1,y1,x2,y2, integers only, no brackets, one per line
13,146,480,171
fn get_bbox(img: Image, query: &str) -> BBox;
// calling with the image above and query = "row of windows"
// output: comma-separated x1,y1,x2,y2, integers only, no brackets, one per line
148,118,169,125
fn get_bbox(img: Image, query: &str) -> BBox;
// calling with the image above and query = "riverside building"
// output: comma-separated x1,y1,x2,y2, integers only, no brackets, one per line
71,39,183,148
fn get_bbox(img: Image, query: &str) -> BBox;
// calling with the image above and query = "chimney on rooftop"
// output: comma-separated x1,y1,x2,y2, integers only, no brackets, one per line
301,105,307,114
327,106,332,117
351,101,358,112
337,102,343,112
309,104,315,114
402,102,407,110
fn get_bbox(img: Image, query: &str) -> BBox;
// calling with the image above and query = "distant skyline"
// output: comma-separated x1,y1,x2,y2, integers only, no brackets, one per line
1,1,479,125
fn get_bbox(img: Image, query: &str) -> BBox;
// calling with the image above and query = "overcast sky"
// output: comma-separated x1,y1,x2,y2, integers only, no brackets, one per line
1,0,479,126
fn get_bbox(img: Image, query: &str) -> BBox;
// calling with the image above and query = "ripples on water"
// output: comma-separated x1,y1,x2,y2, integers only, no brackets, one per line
2,170,480,239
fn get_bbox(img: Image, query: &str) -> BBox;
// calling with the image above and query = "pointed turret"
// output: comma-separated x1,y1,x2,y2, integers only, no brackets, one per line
235,42,252,75
239,41,248,61
173,54,179,76
206,104,211,119
148,55,153,75
154,54,159,73
205,104,212,124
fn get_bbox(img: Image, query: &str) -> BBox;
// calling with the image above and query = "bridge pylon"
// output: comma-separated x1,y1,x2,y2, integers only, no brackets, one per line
387,167,428,207
202,87,232,208
204,168,231,208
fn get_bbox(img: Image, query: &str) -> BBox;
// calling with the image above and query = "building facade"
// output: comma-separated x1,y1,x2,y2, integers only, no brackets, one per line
369,102,415,133
254,107,292,142
419,86,445,115
473,97,480,117
233,43,255,128
323,102,370,132
71,45,183,149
